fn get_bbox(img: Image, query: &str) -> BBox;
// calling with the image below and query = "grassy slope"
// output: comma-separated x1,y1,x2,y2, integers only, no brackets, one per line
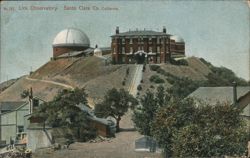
2,56,244,104
0,56,132,102
138,57,211,97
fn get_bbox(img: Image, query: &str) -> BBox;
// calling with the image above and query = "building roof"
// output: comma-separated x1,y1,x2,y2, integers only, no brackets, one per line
188,86,250,117
57,51,85,58
170,35,184,43
241,104,250,117
111,30,170,37
94,48,102,54
53,28,90,47
188,86,250,106
99,47,111,52
0,101,27,111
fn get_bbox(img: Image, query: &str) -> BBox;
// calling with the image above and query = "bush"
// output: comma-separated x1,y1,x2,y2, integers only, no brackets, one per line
166,77,175,84
122,80,125,86
126,68,130,75
20,89,29,98
171,59,188,66
137,85,142,91
149,65,160,71
140,80,143,83
150,85,154,89
150,75,165,84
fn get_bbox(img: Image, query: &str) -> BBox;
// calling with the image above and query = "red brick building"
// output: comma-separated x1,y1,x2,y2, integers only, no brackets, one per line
111,27,185,64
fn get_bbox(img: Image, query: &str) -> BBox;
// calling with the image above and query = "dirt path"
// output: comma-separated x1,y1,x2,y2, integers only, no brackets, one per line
25,77,74,90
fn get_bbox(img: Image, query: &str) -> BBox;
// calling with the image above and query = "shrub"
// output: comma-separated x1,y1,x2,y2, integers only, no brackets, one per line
126,68,130,75
140,80,143,83
166,77,175,84
149,65,160,71
137,85,142,91
20,89,29,98
171,59,188,66
150,75,165,84
150,85,154,89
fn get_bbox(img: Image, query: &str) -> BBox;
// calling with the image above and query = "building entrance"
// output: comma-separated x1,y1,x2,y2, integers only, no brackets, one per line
134,51,147,64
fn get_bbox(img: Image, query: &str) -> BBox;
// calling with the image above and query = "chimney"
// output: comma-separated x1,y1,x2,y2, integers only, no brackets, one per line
95,44,98,48
232,81,237,106
163,26,166,33
116,26,119,34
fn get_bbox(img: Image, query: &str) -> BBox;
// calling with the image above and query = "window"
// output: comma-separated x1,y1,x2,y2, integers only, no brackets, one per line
149,46,152,52
149,38,152,42
122,57,126,63
122,38,125,44
33,99,39,107
130,47,133,53
157,38,160,44
122,47,125,54
157,46,160,53
18,126,24,133
130,38,133,44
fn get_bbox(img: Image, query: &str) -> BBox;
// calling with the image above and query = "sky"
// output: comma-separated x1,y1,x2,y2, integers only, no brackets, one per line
0,0,249,82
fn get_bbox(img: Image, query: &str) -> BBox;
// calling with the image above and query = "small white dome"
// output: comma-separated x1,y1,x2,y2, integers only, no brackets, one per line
94,48,102,54
170,35,184,43
53,28,90,47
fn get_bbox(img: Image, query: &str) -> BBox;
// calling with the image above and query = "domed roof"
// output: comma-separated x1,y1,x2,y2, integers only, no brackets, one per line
94,48,102,54
170,35,184,43
53,28,90,47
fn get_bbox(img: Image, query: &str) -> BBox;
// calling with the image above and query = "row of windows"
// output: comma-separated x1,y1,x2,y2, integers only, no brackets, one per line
119,46,162,53
116,37,168,44
114,45,184,53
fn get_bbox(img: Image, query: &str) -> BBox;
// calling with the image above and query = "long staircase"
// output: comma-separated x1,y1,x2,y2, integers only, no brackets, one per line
128,65,143,97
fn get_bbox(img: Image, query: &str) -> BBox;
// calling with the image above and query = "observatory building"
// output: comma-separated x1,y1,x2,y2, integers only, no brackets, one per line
111,27,185,64
52,28,91,58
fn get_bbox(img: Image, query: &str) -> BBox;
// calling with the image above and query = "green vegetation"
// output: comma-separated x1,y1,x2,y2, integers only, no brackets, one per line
199,58,248,86
170,59,189,66
148,58,249,98
20,89,29,98
94,88,138,132
133,86,248,157
151,99,248,157
149,75,165,84
137,85,142,91
149,65,160,71
133,86,170,136
36,88,96,142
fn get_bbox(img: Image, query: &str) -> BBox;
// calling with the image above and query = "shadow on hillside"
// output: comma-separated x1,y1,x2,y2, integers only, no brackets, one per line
119,128,136,132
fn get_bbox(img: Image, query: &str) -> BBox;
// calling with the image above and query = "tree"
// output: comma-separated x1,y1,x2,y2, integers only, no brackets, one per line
133,86,170,136
36,88,96,142
94,88,138,132
151,99,249,157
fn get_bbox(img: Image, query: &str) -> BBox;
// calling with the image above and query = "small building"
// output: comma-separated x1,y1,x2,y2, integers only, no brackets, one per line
188,85,250,126
77,103,116,137
94,45,103,57
0,102,29,145
111,26,185,64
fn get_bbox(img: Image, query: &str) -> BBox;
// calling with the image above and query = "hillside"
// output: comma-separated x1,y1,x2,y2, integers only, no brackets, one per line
0,56,247,104
0,56,134,103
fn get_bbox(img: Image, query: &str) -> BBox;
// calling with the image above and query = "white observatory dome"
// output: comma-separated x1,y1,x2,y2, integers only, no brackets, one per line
170,35,184,43
53,28,90,47
94,48,102,56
